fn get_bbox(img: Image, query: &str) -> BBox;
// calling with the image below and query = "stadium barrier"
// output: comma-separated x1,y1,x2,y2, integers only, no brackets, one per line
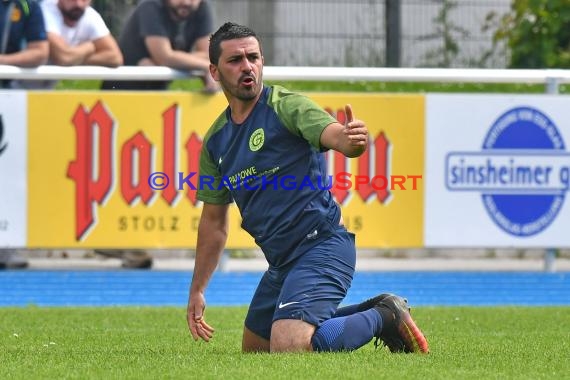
0,65,570,270
1,65,570,93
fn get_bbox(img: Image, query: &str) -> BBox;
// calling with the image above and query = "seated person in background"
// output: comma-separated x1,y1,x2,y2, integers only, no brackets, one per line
42,0,122,67
0,0,49,89
101,0,218,92
37,0,122,88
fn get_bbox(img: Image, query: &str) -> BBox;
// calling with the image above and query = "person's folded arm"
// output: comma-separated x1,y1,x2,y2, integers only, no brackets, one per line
84,35,123,67
144,35,210,71
47,32,95,66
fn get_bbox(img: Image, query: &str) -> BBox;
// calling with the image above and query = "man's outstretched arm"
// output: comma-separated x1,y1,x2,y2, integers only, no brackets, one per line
187,202,230,342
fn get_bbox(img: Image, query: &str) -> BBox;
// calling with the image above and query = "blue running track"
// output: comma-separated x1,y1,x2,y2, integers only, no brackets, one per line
0,271,569,307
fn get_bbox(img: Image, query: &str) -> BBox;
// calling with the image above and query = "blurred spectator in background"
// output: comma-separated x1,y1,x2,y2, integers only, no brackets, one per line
41,0,122,67
0,0,49,89
101,0,218,92
31,0,122,89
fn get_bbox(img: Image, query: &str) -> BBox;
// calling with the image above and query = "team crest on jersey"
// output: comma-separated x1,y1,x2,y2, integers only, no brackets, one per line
11,8,21,22
249,128,264,152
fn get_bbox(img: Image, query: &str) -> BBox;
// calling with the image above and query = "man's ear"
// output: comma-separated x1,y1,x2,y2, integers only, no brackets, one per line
209,64,219,81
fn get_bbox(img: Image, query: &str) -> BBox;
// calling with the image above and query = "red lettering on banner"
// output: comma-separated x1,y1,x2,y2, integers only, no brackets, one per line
162,105,178,205
184,132,202,206
120,105,181,206
121,132,153,205
327,107,350,203
68,101,203,240
330,147,350,204
67,101,115,241
357,131,390,203
68,103,397,240
391,175,406,190
407,175,422,190
326,107,391,205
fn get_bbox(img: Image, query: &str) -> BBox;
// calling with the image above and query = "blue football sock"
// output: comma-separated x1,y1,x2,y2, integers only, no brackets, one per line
332,304,359,317
311,309,383,352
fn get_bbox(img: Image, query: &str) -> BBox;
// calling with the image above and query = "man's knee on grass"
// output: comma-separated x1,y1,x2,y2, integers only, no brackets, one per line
270,319,316,352
242,326,270,353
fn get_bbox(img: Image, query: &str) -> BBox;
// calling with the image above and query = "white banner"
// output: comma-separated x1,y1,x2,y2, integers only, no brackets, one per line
0,91,27,247
425,94,570,247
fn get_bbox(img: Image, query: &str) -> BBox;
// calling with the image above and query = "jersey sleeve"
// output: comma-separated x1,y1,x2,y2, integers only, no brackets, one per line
196,142,232,205
25,1,47,42
271,87,337,151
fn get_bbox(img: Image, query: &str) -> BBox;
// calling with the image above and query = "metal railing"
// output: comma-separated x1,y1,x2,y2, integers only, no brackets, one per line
1,65,570,94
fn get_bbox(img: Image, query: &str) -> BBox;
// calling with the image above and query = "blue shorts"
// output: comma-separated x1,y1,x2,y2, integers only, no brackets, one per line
244,227,356,340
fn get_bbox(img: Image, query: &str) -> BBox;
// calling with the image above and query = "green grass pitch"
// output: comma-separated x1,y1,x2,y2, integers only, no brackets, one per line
1,306,568,379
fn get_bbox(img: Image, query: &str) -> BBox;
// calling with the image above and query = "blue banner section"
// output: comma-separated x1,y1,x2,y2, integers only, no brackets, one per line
1,271,569,306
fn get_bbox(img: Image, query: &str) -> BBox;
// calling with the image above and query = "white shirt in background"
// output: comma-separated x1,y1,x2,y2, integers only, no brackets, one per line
41,0,110,46
14,0,112,89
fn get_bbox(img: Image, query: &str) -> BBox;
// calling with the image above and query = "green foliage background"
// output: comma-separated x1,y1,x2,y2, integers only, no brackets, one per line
491,0,570,68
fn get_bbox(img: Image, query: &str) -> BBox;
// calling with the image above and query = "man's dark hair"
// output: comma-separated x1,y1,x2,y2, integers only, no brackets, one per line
209,22,262,65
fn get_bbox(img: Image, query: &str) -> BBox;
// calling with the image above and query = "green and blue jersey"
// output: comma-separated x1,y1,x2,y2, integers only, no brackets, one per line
198,85,341,267
1,0,46,88
0,0,46,54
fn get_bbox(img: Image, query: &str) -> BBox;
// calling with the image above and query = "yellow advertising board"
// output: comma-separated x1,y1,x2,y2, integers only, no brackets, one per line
27,91,423,249
310,93,424,248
